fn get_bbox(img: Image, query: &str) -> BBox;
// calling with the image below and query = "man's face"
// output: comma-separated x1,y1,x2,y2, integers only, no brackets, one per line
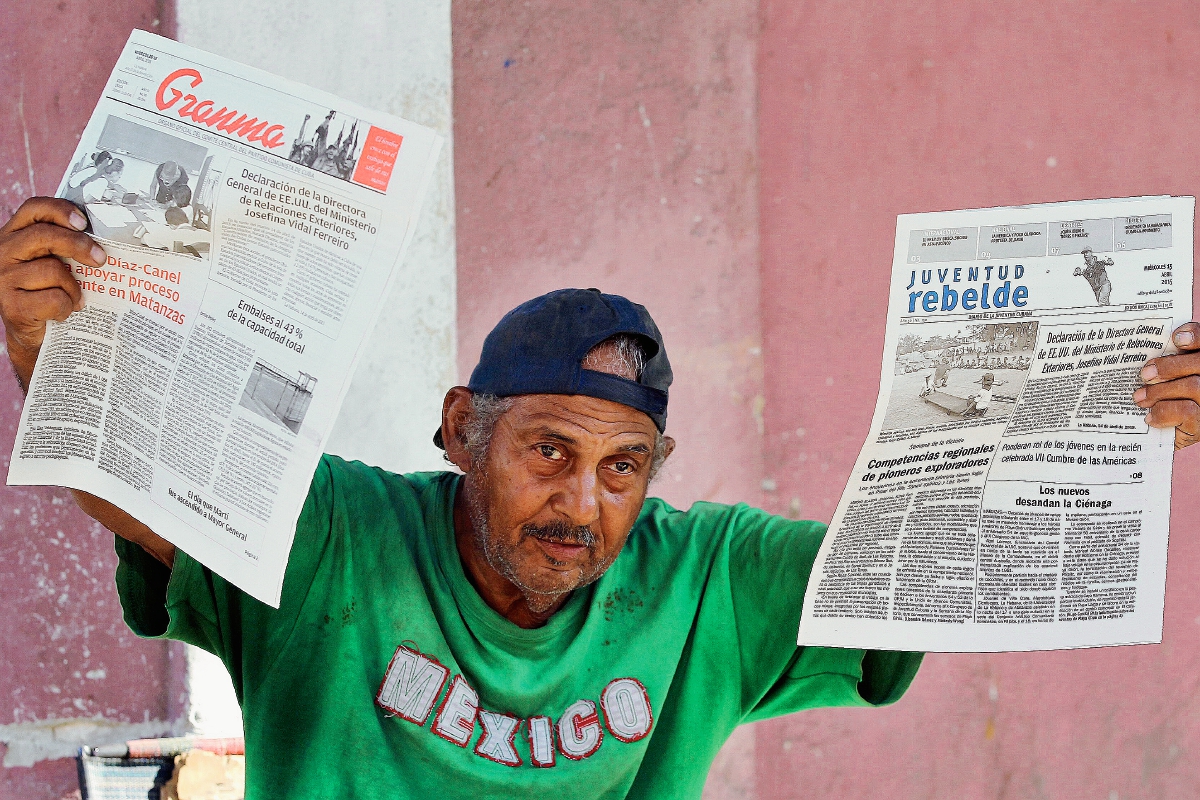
465,393,659,601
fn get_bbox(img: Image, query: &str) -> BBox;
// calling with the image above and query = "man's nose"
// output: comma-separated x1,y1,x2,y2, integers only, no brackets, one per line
554,465,601,528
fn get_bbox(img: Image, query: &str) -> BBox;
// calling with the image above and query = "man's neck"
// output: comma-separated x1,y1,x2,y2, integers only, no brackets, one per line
452,482,570,629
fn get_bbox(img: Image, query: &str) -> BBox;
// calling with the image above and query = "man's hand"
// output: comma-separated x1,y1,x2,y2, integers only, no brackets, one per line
0,197,175,567
0,197,104,389
1134,323,1200,450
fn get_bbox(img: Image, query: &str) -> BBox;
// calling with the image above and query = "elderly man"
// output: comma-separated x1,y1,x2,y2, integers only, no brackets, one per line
3,198,1200,798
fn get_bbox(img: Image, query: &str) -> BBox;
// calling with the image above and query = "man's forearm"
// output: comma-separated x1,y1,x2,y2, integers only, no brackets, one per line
7,335,39,394
71,489,176,568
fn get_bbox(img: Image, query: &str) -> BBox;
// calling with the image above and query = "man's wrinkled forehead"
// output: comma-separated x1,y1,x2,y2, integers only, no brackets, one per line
498,393,660,441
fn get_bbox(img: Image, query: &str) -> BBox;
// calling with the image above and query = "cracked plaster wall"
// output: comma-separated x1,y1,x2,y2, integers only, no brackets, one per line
0,5,181,796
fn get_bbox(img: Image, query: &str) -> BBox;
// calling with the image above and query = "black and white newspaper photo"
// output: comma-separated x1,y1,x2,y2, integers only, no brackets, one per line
5,30,442,607
797,196,1195,652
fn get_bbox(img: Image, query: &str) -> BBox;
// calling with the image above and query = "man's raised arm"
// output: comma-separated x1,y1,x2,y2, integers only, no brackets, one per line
0,197,175,568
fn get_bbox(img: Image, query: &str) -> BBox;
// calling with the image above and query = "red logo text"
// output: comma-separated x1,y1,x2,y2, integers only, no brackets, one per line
156,68,286,149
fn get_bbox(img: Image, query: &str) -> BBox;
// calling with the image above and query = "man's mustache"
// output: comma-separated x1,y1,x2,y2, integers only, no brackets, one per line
523,520,596,547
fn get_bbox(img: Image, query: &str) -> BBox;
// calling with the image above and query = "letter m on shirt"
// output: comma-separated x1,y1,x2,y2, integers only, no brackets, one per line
376,645,450,725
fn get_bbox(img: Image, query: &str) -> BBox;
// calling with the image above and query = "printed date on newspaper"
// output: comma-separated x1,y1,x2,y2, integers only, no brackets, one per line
6,31,442,607
798,196,1195,652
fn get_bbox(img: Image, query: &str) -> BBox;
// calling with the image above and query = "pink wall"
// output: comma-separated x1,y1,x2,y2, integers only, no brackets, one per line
756,2,1200,798
0,5,178,798
452,0,767,514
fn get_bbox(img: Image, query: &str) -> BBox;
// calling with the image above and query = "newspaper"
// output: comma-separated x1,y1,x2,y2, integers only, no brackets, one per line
797,196,1194,652
6,31,442,607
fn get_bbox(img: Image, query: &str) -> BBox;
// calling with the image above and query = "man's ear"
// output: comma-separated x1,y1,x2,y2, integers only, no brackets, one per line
441,387,475,473
661,436,676,462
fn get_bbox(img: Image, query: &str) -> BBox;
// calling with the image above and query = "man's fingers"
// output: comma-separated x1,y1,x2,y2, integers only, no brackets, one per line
0,257,85,347
3,288,77,347
1144,398,1198,428
1139,323,1200,384
1132,369,1200,450
1169,322,1200,352
1134,373,1200,406
1139,350,1200,385
3,257,85,310
1142,398,1200,448
1,223,105,268
0,197,88,236
21,288,78,323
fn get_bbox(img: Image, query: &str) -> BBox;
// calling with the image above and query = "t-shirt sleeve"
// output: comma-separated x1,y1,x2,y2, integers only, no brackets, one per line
714,505,923,723
113,455,337,701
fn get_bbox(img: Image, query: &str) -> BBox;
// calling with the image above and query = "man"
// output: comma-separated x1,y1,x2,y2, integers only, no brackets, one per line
167,183,193,211
964,372,995,417
315,110,336,157
289,113,313,163
3,198,1200,798
921,361,945,394
149,160,190,205
932,361,950,387
1075,246,1115,305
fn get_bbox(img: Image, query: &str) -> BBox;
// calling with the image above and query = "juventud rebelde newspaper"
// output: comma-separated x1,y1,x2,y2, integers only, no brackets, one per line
798,196,1194,652
7,31,442,607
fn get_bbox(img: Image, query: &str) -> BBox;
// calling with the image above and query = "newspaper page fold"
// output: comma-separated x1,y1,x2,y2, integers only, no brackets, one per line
797,196,1194,652
7,31,443,607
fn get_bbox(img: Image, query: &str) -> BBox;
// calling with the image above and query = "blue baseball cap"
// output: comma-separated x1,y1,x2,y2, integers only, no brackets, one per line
435,288,672,448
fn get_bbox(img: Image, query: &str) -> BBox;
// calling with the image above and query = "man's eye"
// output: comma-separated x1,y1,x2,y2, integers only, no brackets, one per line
538,445,564,460
611,461,635,474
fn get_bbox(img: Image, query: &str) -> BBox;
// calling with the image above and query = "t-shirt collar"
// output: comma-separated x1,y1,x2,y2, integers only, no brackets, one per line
433,474,593,648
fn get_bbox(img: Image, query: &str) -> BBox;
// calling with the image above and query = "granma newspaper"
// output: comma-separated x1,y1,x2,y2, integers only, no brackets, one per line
8,31,441,606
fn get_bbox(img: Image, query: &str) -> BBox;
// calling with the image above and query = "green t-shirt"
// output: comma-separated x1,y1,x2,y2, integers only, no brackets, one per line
115,455,921,799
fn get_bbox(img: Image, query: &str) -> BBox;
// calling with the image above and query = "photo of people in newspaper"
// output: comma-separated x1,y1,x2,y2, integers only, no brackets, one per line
287,109,365,182
239,360,317,434
62,116,218,259
881,321,1038,431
